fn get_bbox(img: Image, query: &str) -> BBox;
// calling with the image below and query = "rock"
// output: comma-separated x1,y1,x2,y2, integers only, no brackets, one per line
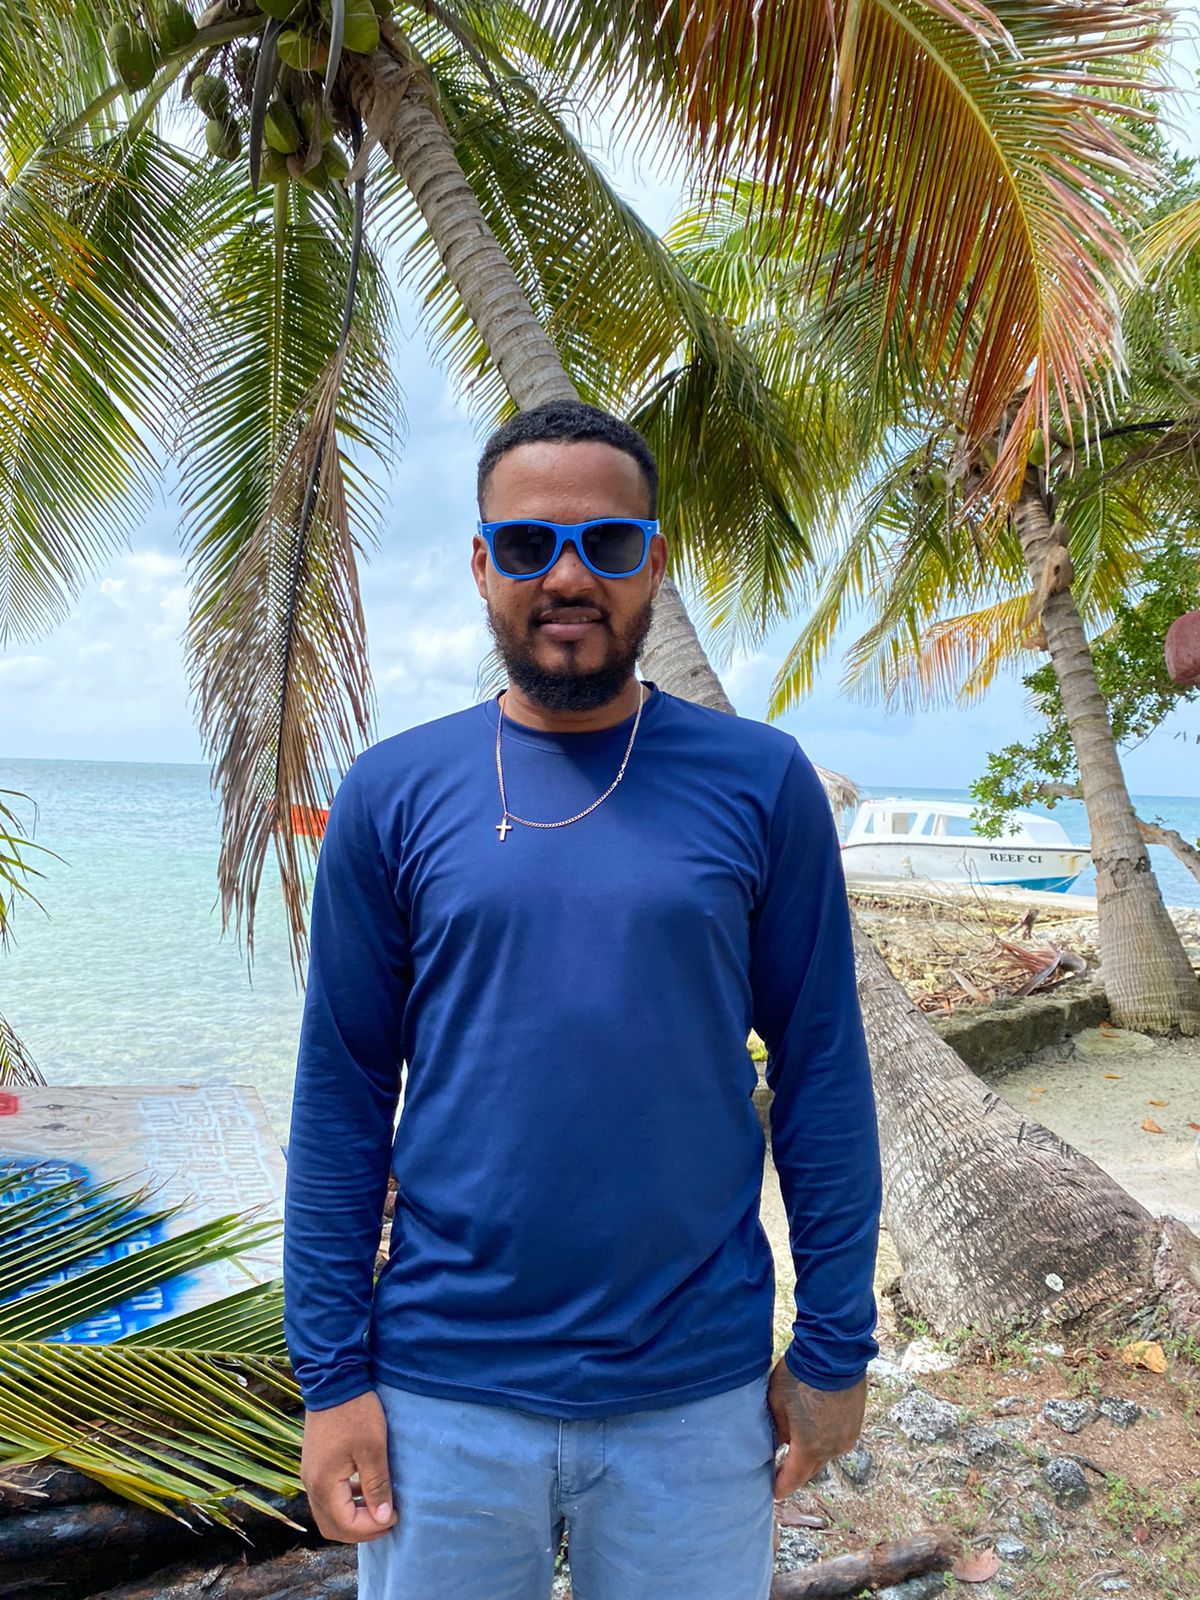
995,1534,1030,1563
836,1446,873,1486
1042,1397,1099,1434
1098,1581,1130,1593
900,1337,957,1376
889,1390,961,1443
774,1529,823,1571
1098,1396,1141,1428
963,1424,1005,1461
869,1355,913,1388
1073,1025,1155,1057
993,1418,1031,1441
877,1575,948,1600
993,1395,1025,1414
1042,1455,1090,1507
1028,1492,1062,1537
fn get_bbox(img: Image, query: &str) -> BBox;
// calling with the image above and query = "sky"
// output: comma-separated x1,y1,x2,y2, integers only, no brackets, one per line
4,64,1200,799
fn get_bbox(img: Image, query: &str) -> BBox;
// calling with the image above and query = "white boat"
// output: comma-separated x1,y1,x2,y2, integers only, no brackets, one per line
841,799,1090,893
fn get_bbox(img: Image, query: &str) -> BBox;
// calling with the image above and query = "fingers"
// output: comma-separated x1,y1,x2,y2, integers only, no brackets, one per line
317,1470,397,1543
356,1440,397,1528
773,1445,823,1500
301,1393,399,1545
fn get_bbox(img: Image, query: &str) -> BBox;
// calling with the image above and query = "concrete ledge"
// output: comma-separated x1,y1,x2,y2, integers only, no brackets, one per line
754,979,1109,1126
927,979,1109,1079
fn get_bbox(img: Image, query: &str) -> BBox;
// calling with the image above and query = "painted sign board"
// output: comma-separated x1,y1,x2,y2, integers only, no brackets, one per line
0,1084,285,1342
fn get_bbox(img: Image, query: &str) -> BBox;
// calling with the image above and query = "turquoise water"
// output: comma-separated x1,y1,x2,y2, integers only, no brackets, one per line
1,759,303,1135
2,758,1198,1135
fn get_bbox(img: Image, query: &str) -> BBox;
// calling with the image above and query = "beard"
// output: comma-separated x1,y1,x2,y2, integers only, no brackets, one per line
486,595,654,713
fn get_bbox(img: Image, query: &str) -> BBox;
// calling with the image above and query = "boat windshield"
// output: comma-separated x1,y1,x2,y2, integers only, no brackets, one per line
919,812,977,838
1021,816,1070,844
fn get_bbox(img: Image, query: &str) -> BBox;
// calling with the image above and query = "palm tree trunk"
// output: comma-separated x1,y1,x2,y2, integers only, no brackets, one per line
852,929,1187,1331
341,45,578,412
639,578,735,709
1015,476,1200,1035
342,39,1200,1335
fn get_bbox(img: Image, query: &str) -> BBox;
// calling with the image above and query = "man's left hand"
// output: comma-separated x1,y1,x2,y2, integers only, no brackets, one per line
766,1358,867,1499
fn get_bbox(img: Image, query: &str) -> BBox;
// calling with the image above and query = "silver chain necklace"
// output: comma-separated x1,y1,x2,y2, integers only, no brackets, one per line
493,688,645,842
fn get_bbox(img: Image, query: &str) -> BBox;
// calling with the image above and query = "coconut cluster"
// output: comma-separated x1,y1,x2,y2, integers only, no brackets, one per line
107,1,391,194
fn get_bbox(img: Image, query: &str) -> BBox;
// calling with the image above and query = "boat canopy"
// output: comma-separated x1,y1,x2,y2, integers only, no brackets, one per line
846,799,1077,849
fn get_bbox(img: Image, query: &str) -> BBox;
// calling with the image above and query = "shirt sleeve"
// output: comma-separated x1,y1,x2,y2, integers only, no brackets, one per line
283,759,409,1410
750,745,881,1391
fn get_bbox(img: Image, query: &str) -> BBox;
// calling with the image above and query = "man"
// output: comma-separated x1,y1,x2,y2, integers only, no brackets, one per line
283,400,881,1600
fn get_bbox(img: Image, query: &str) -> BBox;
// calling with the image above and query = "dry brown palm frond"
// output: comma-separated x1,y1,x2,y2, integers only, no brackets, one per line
814,765,859,815
191,342,372,972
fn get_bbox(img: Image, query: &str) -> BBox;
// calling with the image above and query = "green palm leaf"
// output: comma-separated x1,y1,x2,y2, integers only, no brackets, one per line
120,1279,287,1357
0,117,217,644
0,790,57,948
529,0,1160,482
0,1167,300,1520
0,1017,43,1088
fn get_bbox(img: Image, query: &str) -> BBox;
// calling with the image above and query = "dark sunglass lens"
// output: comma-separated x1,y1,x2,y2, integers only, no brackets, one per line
492,522,554,575
581,520,645,575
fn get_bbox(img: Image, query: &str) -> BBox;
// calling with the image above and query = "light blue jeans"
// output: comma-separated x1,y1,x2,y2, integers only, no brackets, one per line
358,1375,776,1600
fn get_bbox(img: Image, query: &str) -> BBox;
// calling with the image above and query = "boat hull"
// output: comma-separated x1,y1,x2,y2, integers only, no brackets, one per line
841,839,1090,893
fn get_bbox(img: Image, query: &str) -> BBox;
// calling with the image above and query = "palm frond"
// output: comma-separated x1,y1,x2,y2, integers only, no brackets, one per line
0,1343,301,1524
120,1279,287,1358
0,1166,299,1521
0,1017,44,1088
182,171,398,970
530,0,1162,480
1139,191,1200,277
0,122,215,643
0,789,56,947
869,591,1033,710
631,357,818,660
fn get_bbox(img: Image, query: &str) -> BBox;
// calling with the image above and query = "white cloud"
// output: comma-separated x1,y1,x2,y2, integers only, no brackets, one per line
0,654,56,689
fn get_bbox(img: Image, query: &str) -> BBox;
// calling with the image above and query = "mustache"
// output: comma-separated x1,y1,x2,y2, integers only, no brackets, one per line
530,604,608,626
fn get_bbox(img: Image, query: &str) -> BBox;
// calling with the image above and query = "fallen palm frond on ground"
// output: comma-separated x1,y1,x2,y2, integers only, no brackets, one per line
0,1166,301,1527
850,888,1094,1015
914,935,1089,1016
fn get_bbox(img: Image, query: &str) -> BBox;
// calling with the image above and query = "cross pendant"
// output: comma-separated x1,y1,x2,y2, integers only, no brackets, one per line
496,817,512,842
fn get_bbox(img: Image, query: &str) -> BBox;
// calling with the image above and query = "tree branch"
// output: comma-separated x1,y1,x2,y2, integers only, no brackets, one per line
770,1530,958,1598
1092,418,1181,443
1037,783,1200,886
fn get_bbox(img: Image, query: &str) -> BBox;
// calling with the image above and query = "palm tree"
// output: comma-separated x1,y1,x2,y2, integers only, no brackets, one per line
5,0,1198,1371
750,152,1200,1035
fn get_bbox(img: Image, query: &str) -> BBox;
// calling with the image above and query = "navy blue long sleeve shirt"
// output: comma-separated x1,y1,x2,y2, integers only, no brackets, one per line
283,687,881,1418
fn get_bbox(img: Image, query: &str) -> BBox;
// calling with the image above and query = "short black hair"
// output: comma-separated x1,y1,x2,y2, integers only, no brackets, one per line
476,400,658,515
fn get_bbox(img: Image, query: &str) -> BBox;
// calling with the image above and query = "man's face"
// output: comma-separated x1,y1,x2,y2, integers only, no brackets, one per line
472,440,667,712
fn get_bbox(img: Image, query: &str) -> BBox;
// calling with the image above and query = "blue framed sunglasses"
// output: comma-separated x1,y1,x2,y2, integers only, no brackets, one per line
478,517,658,580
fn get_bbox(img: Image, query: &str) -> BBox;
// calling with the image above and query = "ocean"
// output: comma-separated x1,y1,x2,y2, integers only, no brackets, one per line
2,757,1199,1135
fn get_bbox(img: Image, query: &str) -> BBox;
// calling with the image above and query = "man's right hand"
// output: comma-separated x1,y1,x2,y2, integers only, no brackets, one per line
301,1390,399,1543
